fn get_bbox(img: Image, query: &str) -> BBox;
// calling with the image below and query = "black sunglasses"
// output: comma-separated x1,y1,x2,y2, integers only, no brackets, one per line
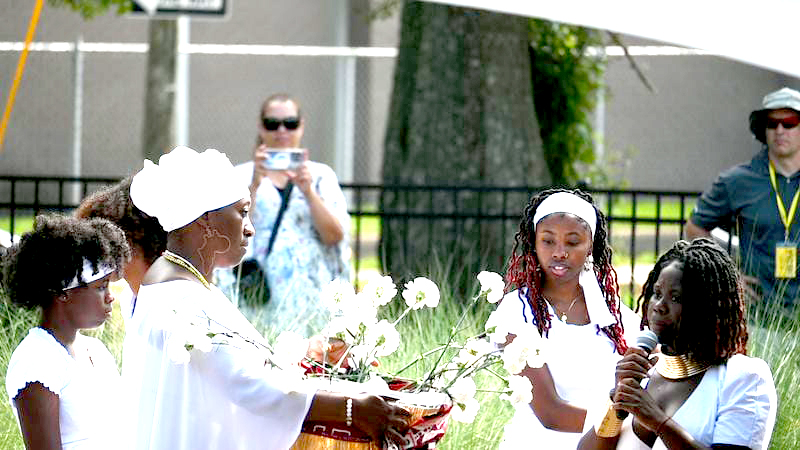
766,116,800,130
262,117,301,131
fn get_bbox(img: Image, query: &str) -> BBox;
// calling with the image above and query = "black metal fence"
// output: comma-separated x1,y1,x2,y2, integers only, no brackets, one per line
0,176,709,299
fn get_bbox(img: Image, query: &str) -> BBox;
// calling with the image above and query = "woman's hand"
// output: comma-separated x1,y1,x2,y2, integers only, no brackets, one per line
614,347,656,388
286,149,312,195
613,378,668,432
306,336,379,369
350,394,411,444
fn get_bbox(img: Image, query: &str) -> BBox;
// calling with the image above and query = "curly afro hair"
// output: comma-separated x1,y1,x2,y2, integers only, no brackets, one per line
74,176,166,266
1,215,130,310
506,188,627,355
637,238,748,365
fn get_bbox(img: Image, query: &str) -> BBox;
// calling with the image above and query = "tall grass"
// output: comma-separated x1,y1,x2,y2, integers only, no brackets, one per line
0,257,797,449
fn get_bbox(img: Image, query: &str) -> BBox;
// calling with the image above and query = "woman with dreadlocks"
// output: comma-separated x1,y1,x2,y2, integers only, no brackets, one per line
578,238,777,449
496,188,640,449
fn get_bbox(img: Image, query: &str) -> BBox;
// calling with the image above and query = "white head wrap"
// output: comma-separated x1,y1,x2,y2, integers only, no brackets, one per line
64,259,116,290
532,191,597,238
130,146,251,232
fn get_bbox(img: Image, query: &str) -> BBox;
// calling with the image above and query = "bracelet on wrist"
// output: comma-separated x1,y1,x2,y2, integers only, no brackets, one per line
345,397,353,427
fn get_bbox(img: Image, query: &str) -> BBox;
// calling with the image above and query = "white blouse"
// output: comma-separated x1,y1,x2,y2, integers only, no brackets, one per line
122,280,315,450
5,328,122,449
617,354,777,449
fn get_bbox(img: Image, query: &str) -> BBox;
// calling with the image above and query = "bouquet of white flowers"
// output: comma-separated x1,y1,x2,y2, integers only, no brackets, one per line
290,271,547,449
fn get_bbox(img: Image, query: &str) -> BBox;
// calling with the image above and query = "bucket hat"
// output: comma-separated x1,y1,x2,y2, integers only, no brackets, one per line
749,87,800,144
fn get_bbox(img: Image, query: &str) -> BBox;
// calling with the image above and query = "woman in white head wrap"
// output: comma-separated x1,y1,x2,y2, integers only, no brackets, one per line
123,146,408,450
492,188,641,449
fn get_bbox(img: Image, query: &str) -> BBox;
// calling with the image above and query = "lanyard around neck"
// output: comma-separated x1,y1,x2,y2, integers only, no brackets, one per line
768,160,800,240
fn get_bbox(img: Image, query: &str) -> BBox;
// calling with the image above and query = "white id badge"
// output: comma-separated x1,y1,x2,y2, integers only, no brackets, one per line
775,241,798,279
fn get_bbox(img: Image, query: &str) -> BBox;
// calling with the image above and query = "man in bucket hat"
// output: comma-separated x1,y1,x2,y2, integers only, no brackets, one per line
688,87,800,317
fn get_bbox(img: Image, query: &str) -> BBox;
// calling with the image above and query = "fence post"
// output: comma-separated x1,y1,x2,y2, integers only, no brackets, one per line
71,35,84,206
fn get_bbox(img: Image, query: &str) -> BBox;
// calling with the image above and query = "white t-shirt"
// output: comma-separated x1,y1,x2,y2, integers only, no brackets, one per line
616,354,777,449
122,280,314,450
497,270,641,450
5,328,122,449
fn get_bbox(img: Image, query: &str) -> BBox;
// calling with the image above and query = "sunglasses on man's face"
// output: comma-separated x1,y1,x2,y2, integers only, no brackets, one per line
262,117,301,131
766,115,800,130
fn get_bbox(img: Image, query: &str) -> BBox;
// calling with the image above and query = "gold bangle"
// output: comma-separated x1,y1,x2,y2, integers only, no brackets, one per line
595,398,623,438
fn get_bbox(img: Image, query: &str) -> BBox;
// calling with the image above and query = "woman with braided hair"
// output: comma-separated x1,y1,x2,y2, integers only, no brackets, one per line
3,214,130,449
579,238,777,449
496,188,640,449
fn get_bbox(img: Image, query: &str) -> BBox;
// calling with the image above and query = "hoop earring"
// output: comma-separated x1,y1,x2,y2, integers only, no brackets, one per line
197,223,232,273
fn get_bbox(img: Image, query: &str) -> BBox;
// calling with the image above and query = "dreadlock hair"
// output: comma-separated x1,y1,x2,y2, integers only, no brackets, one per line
637,238,748,366
506,188,627,354
0,215,130,311
74,176,166,266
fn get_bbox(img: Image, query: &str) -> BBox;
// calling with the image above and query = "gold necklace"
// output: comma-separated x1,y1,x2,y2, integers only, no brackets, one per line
655,354,712,380
545,292,582,322
163,250,211,290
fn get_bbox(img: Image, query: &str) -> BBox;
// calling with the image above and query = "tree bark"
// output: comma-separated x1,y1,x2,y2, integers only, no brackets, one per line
142,19,177,162
380,2,550,285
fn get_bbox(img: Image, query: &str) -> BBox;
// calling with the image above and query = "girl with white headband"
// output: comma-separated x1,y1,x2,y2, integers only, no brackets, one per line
2,215,130,449
494,188,640,449
124,146,408,450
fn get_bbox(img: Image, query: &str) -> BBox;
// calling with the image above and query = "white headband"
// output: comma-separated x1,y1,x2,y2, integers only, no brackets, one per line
130,146,251,232
64,259,116,290
533,192,597,237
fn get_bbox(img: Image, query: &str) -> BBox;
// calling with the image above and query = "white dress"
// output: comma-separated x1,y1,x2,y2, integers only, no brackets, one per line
5,328,122,449
616,354,777,449
497,270,642,449
122,280,314,450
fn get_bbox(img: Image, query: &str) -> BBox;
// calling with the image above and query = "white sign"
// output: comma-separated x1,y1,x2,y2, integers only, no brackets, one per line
131,0,227,17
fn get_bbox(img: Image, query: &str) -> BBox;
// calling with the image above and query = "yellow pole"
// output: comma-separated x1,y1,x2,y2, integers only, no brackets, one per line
0,0,44,153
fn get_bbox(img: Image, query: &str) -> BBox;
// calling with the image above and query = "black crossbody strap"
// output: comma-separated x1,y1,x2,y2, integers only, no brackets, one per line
267,183,293,255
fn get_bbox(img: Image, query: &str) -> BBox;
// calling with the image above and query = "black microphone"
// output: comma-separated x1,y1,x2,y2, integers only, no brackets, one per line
616,330,658,420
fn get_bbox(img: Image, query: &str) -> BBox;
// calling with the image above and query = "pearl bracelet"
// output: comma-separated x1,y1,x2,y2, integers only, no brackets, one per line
346,398,353,427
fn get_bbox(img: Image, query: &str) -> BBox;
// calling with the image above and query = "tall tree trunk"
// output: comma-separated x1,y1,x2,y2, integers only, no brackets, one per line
142,19,177,162
380,2,550,287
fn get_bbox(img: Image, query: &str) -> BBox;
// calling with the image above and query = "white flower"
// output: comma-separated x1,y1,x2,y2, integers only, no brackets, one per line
484,309,511,344
362,374,391,394
321,278,356,314
402,277,440,310
477,271,504,303
501,330,546,374
272,330,309,370
360,275,397,307
166,335,191,364
166,310,214,364
448,376,477,405
455,338,495,368
365,320,401,357
451,397,480,423
348,344,377,369
500,375,533,406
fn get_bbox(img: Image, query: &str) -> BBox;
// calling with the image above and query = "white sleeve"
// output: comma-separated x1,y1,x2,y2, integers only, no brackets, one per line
5,335,68,401
712,355,777,449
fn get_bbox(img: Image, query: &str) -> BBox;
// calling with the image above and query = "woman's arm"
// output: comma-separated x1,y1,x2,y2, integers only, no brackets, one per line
521,363,587,432
13,382,61,450
305,391,409,444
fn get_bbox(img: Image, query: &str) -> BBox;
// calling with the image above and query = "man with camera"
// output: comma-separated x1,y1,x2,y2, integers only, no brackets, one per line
218,93,350,334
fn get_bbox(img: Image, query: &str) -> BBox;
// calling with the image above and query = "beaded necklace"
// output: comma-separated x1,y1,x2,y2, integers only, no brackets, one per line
655,353,711,380
163,250,211,290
